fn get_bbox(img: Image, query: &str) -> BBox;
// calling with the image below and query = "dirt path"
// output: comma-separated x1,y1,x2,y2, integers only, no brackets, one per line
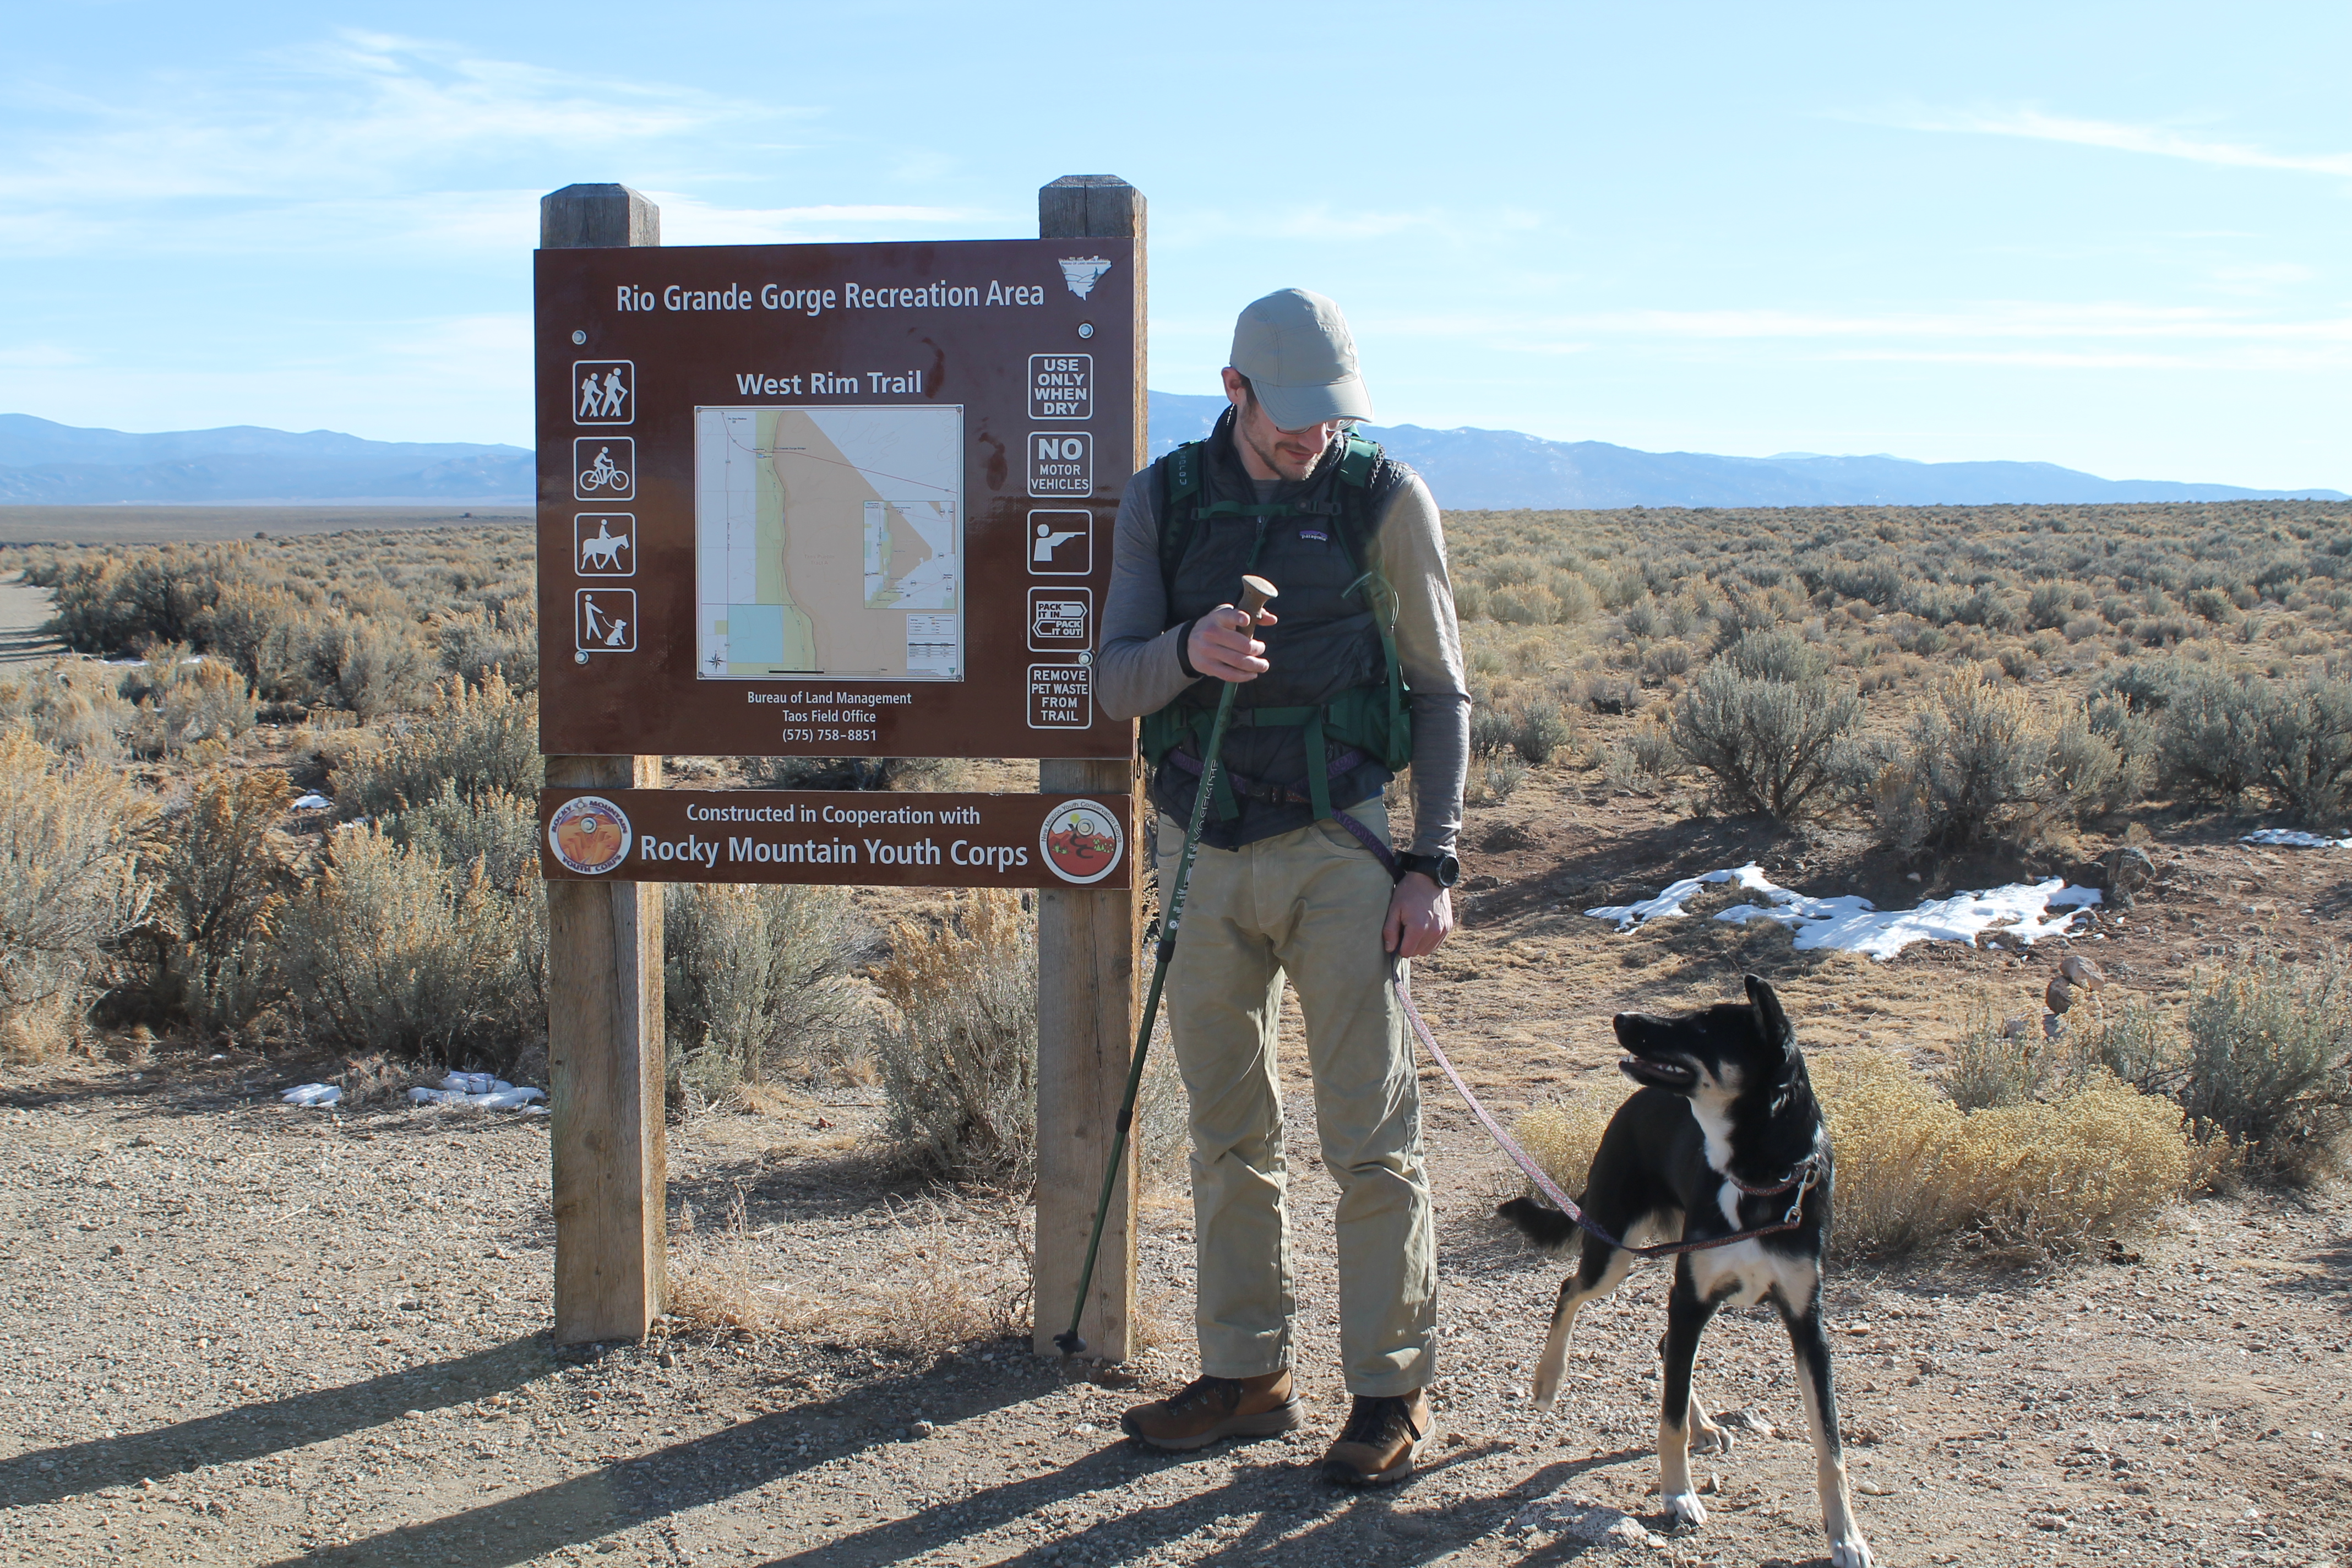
0,571,62,663
0,1052,2345,1568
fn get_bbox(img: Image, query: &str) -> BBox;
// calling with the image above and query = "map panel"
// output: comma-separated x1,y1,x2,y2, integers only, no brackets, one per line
695,405,963,679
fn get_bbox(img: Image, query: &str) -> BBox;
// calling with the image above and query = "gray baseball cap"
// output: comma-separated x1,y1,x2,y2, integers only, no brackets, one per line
1228,288,1373,430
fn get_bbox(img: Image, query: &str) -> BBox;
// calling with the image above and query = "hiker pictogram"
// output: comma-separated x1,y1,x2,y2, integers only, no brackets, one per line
574,437,635,500
575,514,635,576
576,588,637,654
573,360,635,424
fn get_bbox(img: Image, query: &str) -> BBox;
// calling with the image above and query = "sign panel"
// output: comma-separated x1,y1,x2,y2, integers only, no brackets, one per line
535,238,1136,758
538,790,1131,889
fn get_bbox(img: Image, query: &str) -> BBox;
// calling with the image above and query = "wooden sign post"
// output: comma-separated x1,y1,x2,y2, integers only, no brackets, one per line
1033,177,1145,1361
535,178,1145,1355
541,184,668,1346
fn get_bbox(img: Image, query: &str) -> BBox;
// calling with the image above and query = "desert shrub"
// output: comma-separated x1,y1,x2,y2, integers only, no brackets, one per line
1513,1053,2202,1259
334,673,540,818
1467,699,1517,758
1868,676,2117,852
435,600,540,693
870,890,1037,1186
0,662,137,758
2252,678,2352,824
1943,1004,2046,1113
743,755,968,791
2152,669,2352,819
1511,696,1572,765
1479,754,1527,803
1490,582,1560,625
307,617,433,719
2155,666,2270,804
275,822,544,1069
1550,572,1598,625
663,881,870,1101
1451,579,1487,621
0,731,153,1055
1640,639,1693,682
2179,952,2352,1185
1670,631,1860,821
131,768,298,1033
123,655,258,759
385,780,543,893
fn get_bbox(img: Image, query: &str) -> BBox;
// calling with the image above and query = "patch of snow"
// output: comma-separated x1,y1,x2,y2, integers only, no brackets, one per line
289,793,330,811
280,1082,341,1108
2242,829,2352,849
1586,862,2100,963
407,1072,546,1110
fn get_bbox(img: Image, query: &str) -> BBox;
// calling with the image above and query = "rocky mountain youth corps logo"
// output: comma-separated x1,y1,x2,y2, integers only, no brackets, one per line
548,796,633,875
1041,799,1123,885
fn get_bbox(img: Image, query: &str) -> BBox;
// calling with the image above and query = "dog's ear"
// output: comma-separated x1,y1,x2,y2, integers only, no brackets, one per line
1744,974,1793,1055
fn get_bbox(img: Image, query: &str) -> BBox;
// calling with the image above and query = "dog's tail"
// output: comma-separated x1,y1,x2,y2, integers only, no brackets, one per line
1496,1194,1587,1253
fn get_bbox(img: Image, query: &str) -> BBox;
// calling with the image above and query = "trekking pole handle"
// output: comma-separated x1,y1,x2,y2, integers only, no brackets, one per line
1238,574,1277,621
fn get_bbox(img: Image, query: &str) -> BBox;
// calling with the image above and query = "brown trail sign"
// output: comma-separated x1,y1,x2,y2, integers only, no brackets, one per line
537,178,1147,1358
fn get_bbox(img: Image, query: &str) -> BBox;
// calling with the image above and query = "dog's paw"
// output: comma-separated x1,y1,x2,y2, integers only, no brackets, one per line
1830,1535,1874,1568
1530,1389,1558,1414
1690,1420,1734,1456
1663,1491,1707,1528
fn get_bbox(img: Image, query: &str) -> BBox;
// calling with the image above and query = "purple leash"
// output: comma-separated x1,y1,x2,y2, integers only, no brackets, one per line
1327,808,1820,1259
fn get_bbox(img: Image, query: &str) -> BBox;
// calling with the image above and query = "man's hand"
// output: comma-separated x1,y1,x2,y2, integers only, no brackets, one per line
1186,602,1278,683
1383,872,1453,959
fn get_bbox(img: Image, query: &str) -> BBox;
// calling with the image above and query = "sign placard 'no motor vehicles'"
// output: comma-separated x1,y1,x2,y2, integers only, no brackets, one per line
535,238,1136,759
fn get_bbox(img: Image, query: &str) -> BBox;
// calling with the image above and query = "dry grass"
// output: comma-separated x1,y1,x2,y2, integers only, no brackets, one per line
667,1186,1027,1358
1814,1053,2213,1259
1512,1050,2212,1261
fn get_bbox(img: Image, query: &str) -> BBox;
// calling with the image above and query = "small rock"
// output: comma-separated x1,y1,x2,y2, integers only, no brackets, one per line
656,1351,677,1369
1856,1478,1894,1495
107,1243,124,1256
2045,975,2075,1015
2061,952,2105,989
2028,1511,2071,1532
2002,1016,2033,1040
2043,1012,2067,1039
906,1420,935,1439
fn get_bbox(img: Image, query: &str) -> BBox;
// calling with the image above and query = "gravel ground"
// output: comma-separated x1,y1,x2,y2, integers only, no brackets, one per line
1,1049,2346,1568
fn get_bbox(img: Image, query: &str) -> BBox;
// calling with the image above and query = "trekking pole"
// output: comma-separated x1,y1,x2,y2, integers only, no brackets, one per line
1054,573,1278,1357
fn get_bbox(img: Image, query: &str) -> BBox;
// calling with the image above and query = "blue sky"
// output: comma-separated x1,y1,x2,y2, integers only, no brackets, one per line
5,2,2346,489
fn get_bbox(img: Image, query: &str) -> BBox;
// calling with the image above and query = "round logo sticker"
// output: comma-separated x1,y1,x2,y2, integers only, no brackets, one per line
1041,799,1124,885
548,795,633,876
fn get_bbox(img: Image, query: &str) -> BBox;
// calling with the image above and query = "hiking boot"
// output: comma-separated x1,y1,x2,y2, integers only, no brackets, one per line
1119,1370,1303,1451
1319,1389,1430,1485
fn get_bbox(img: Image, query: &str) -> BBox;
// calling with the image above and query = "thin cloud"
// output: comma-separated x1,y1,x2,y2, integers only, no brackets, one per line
1886,106,2352,178
651,196,999,247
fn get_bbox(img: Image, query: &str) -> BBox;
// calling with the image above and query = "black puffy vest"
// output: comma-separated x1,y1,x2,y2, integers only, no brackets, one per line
1141,409,1411,850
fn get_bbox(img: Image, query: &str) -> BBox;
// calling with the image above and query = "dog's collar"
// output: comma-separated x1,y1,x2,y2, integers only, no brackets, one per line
1725,1151,1820,1199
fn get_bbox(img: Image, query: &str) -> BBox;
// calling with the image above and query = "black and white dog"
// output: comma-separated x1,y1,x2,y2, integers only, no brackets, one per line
1498,976,1871,1568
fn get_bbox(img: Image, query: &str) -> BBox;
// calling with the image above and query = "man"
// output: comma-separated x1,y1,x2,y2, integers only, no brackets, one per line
1097,288,1469,1485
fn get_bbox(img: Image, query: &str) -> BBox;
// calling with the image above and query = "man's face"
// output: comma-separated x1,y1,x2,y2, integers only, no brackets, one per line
1221,367,1340,483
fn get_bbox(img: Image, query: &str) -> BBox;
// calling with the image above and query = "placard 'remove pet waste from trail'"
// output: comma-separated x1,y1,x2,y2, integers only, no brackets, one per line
536,238,1135,759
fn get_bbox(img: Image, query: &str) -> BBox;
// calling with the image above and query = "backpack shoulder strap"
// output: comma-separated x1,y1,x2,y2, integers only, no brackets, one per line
1158,440,1207,585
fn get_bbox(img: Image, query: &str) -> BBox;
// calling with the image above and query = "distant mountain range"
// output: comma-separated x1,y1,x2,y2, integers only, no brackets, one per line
1150,391,2346,508
0,415,532,505
2,405,2339,509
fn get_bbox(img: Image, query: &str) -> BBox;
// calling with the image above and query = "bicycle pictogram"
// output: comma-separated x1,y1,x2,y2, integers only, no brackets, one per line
572,438,635,500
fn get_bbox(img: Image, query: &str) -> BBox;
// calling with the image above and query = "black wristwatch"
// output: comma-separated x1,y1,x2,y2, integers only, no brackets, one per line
1395,851,1460,888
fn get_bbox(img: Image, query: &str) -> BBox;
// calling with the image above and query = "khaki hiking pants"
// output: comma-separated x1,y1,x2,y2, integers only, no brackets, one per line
1153,799,1436,1397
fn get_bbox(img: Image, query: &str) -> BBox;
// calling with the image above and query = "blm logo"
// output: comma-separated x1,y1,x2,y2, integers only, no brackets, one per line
1027,432,1091,498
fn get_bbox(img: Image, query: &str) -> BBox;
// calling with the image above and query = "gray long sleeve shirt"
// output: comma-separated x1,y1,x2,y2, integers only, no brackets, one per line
1096,460,1469,858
